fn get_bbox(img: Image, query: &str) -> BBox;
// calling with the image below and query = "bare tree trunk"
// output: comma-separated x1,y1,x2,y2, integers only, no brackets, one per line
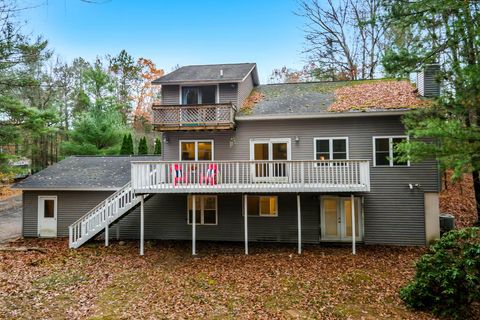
472,170,480,226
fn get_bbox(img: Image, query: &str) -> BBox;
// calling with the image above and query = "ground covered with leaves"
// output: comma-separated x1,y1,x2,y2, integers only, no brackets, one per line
440,171,478,228
0,239,440,319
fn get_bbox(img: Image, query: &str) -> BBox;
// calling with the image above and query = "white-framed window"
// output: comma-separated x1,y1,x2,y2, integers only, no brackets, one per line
179,140,214,161
314,137,349,164
243,195,278,217
187,195,217,225
373,136,409,166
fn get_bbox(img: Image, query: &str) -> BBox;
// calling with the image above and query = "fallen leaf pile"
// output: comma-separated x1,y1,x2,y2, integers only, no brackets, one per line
328,80,432,112
440,171,478,228
0,239,449,319
0,185,21,201
241,90,265,114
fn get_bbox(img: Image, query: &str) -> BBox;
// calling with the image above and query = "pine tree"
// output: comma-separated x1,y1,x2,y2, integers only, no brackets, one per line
126,134,134,155
154,138,162,155
119,134,128,155
383,0,480,224
138,137,148,155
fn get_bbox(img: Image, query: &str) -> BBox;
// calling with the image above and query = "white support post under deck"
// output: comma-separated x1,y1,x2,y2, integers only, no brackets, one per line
244,194,248,255
105,220,109,247
351,194,356,255
192,194,196,256
140,195,144,256
297,194,301,254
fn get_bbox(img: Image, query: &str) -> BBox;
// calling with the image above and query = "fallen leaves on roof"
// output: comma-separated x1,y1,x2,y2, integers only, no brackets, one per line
440,170,478,228
241,90,265,114
328,80,432,112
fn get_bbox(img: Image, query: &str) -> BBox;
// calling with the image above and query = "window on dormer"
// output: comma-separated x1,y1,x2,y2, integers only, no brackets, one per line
182,86,216,105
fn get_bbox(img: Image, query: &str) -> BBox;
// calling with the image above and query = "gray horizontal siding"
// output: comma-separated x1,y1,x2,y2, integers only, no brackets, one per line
23,191,320,244
161,85,180,104
23,191,114,237
162,115,439,246
218,83,238,105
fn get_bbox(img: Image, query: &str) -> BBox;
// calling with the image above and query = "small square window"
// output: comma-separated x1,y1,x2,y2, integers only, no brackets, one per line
187,195,217,225
245,196,278,217
374,136,409,166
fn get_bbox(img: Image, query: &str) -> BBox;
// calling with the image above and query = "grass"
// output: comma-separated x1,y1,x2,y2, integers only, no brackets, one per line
0,239,440,319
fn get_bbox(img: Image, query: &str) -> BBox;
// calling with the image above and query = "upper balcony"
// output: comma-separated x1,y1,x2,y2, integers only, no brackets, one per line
152,103,236,131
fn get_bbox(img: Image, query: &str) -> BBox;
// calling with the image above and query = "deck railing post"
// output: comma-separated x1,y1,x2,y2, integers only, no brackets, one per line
68,225,73,248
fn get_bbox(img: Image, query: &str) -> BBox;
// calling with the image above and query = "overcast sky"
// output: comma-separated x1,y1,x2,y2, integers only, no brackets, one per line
19,0,306,83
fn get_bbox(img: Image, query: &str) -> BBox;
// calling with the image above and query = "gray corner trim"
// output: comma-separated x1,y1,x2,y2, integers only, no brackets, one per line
241,64,257,82
235,110,409,121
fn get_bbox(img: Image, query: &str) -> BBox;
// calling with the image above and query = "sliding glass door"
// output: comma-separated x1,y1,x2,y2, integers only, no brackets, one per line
250,139,290,182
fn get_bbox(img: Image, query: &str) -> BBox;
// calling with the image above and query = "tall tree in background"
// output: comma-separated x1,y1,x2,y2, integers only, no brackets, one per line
0,0,61,175
297,0,386,80
61,61,127,155
383,0,480,224
109,49,142,123
132,58,163,131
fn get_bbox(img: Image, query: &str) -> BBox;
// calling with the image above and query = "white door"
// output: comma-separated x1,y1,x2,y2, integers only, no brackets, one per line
38,196,57,237
320,197,362,241
250,139,291,182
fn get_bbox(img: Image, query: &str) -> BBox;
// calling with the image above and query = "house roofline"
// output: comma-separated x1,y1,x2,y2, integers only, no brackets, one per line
235,110,409,121
13,187,120,192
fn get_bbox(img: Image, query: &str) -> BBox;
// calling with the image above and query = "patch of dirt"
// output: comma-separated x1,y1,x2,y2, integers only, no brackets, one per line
0,185,21,201
0,239,448,319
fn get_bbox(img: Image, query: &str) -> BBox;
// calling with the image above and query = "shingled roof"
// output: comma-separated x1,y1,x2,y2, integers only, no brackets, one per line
152,63,259,85
238,79,431,119
13,156,160,190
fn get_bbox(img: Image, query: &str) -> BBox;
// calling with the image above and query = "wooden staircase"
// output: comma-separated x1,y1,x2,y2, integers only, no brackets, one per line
68,181,147,248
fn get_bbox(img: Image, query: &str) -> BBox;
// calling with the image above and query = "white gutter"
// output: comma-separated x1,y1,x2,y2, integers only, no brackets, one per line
14,187,120,191
235,110,409,121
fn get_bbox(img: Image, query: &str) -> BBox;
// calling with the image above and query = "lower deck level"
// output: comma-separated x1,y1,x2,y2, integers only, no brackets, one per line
23,190,440,247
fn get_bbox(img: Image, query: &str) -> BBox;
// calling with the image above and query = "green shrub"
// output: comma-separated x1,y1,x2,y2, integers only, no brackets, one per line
138,137,148,155
154,138,162,155
400,227,480,319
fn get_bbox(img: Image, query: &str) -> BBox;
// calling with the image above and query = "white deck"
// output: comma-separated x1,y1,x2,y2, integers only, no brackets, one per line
131,160,370,194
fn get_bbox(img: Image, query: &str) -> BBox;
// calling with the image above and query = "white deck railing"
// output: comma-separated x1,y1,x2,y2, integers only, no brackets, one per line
131,160,370,194
69,181,143,248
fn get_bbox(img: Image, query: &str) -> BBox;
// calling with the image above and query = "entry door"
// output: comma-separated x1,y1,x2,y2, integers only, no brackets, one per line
250,139,290,182
38,196,57,237
320,197,362,241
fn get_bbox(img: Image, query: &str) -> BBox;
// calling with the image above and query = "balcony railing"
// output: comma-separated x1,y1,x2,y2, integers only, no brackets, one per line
152,103,236,131
131,160,370,194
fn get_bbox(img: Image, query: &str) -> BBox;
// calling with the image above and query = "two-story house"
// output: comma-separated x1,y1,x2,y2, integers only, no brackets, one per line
14,63,441,255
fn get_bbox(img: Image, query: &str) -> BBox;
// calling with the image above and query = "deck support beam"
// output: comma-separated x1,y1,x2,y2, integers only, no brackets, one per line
351,194,356,255
244,194,248,255
105,221,109,247
297,194,301,254
192,194,196,256
140,195,144,256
